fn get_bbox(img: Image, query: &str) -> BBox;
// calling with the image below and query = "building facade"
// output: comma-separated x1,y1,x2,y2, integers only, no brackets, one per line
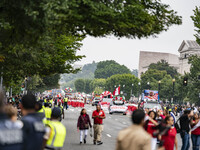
138,40,200,78
178,40,200,74
138,51,179,78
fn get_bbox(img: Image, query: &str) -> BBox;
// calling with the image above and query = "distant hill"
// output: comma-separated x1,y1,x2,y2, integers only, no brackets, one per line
60,61,97,89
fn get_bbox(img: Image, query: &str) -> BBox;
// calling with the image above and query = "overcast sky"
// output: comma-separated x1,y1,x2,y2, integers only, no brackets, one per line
77,0,200,70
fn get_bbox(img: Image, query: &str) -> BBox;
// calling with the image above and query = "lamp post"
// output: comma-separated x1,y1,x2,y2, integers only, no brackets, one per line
172,79,175,104
147,82,150,90
0,67,3,88
25,76,28,94
131,83,134,98
158,80,161,93
138,82,141,101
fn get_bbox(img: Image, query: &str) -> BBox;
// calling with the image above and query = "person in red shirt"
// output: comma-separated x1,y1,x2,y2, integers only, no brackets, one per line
144,111,158,150
92,105,106,145
161,116,178,150
190,113,200,150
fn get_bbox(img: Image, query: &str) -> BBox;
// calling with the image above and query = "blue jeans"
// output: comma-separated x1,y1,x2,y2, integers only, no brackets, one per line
181,131,190,150
191,134,200,150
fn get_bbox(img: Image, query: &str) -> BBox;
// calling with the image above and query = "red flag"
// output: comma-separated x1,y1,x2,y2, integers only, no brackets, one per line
113,86,120,96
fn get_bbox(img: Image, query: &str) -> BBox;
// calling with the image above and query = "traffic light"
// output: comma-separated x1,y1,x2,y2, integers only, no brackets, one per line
183,77,188,86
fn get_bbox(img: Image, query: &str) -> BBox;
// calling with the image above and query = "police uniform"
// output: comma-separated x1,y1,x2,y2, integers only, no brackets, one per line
64,98,68,110
54,105,64,121
0,113,23,150
45,108,66,150
22,113,46,150
44,107,52,124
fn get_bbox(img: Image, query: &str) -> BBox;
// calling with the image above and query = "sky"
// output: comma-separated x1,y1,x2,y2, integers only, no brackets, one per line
76,0,200,70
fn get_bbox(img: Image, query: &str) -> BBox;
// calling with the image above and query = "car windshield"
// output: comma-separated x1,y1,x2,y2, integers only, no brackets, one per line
102,98,112,103
144,103,162,110
113,101,124,105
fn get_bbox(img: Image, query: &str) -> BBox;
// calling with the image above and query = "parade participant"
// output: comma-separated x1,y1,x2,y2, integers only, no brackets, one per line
0,89,24,150
161,116,178,150
144,111,158,150
116,109,151,150
44,102,52,124
20,94,46,150
190,113,200,150
36,101,45,119
180,109,193,150
77,108,92,144
43,107,66,150
64,96,68,110
92,105,106,145
55,101,64,121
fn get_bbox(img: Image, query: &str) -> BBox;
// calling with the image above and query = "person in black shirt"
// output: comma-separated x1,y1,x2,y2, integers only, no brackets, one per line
180,109,193,150
20,94,45,150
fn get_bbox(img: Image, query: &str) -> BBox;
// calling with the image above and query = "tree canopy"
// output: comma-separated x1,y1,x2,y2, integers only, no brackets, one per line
94,60,131,79
148,60,178,78
0,0,182,90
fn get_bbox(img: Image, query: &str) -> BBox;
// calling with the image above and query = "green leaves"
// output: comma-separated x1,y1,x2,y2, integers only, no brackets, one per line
94,60,131,79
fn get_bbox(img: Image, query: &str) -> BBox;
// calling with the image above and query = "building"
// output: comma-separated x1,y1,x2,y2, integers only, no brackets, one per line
138,51,179,78
178,40,200,74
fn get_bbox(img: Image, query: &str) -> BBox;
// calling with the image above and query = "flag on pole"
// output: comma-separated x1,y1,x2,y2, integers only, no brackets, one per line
113,86,120,96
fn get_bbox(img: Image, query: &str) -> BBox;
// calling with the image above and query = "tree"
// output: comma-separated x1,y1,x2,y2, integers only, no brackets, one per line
94,60,131,79
148,60,178,78
84,79,92,94
90,79,106,92
191,7,200,44
186,56,200,103
60,61,97,89
105,74,140,100
0,0,182,89
74,79,85,92
132,69,138,77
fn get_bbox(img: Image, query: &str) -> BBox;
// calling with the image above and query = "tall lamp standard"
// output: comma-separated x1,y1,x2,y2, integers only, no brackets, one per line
131,84,134,98
158,80,161,94
25,76,28,94
138,82,141,101
147,82,150,90
172,79,175,104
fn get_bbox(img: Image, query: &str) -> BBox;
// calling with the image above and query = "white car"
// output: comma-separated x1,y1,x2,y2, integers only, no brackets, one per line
109,101,127,115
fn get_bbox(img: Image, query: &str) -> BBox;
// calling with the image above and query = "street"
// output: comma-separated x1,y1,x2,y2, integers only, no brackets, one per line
62,104,191,150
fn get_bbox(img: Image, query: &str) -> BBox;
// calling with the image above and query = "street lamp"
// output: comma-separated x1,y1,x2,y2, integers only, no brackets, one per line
147,82,150,90
25,76,28,94
138,82,141,101
172,79,175,104
131,84,134,97
158,80,161,94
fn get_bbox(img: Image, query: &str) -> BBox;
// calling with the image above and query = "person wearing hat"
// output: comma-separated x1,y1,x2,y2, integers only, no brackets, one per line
43,107,66,150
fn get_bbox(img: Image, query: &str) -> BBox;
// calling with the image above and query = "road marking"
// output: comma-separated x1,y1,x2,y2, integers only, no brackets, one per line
115,119,118,121
69,109,74,111
109,116,111,119
106,134,111,137
87,110,92,112
122,122,126,124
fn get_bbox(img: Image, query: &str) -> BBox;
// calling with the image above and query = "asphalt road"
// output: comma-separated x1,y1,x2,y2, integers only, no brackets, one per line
62,104,192,150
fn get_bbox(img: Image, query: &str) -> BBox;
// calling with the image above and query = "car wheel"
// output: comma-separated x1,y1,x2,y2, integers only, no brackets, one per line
123,113,126,115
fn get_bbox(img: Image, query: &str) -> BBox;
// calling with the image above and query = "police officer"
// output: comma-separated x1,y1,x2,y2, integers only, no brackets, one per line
44,103,52,124
0,88,24,150
20,94,46,150
55,101,64,121
64,96,68,110
43,107,66,150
